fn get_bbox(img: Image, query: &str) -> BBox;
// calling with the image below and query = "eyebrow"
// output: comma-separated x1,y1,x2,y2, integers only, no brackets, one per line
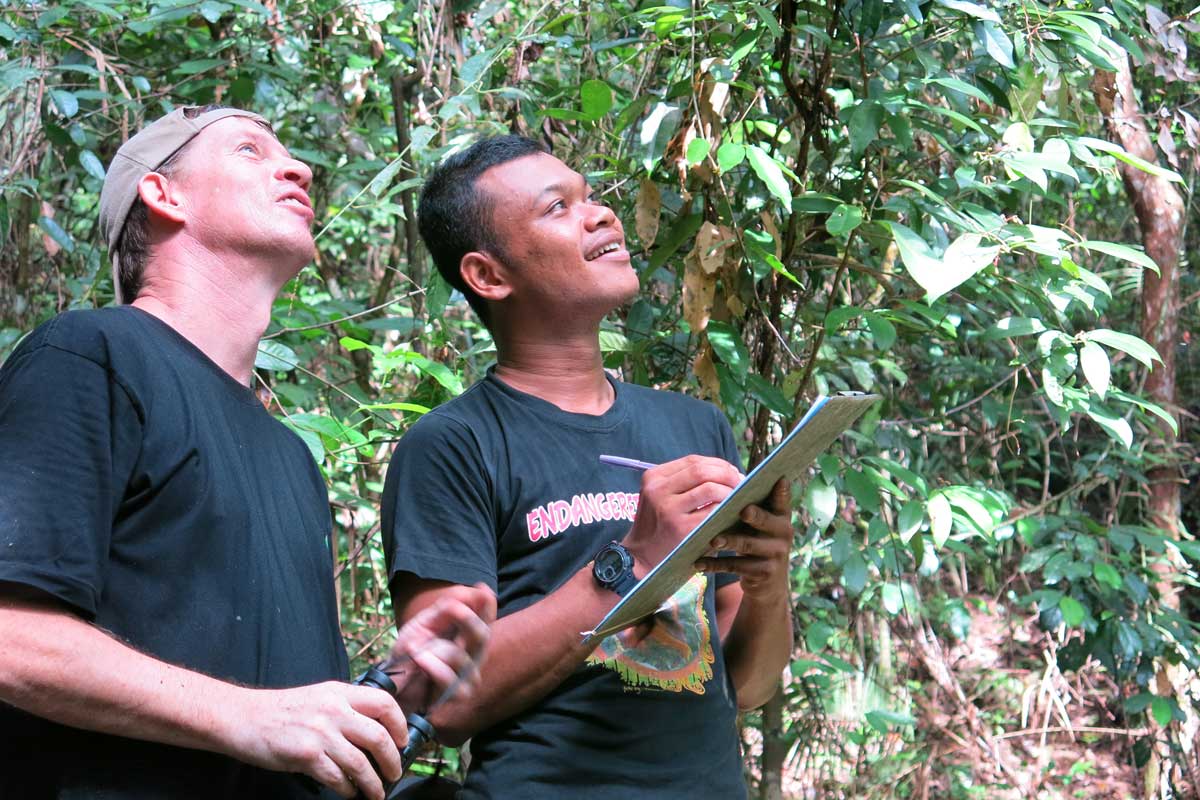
532,175,590,209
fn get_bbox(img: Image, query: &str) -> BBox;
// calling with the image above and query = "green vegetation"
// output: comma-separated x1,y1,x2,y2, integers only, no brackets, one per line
2,0,1197,795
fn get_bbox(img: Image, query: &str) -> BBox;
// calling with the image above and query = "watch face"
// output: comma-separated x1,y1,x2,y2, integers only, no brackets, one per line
595,549,625,582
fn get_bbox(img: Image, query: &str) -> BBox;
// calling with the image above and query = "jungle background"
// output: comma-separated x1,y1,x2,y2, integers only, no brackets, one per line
1,0,1198,796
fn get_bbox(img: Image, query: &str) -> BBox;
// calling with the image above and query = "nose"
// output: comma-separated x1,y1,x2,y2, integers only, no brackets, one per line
585,200,617,231
279,156,312,191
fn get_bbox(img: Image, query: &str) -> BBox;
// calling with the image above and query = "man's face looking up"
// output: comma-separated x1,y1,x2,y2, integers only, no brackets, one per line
475,152,640,319
156,116,316,268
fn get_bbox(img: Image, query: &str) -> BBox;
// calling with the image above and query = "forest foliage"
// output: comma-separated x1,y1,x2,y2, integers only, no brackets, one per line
2,0,1199,795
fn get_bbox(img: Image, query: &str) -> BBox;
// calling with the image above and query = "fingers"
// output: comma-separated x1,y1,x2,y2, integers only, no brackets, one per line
346,685,409,755
407,637,470,694
324,734,384,800
644,455,743,491
310,752,357,799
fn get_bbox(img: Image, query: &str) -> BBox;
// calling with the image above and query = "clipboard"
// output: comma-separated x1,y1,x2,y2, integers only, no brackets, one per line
582,392,880,644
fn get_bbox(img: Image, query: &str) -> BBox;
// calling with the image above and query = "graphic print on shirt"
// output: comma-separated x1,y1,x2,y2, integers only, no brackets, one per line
525,490,640,542
586,574,715,694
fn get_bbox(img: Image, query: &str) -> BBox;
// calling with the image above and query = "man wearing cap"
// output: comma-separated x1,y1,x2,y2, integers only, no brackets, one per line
0,106,495,800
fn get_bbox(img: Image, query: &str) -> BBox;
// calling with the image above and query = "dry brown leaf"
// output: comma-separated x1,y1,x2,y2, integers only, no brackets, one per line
760,211,782,259
682,250,716,334
1158,115,1180,168
635,179,661,248
693,345,721,402
726,293,746,319
694,221,727,275
1179,109,1200,152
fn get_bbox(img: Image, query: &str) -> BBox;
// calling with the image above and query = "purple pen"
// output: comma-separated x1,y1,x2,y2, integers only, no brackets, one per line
598,454,659,472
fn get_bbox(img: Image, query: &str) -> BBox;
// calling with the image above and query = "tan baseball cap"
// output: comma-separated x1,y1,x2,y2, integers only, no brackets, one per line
99,106,269,303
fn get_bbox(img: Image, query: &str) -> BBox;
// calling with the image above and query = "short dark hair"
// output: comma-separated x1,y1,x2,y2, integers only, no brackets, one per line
112,104,243,302
417,135,548,328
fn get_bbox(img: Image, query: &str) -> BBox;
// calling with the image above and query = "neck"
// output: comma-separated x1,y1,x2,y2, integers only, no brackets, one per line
132,247,295,385
492,328,613,415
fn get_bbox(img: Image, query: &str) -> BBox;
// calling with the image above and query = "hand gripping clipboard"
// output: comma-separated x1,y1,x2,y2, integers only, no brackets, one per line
582,392,880,644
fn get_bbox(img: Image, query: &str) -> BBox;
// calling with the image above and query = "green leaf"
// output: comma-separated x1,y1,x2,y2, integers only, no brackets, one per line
49,89,78,118
1151,696,1172,727
865,709,916,730
886,224,999,302
805,480,837,529
340,336,376,353
1079,341,1110,399
174,58,226,76
1093,562,1122,591
881,583,903,615
842,552,868,595
716,142,745,172
580,79,613,119
1058,595,1085,626
79,150,106,180
1087,406,1133,449
985,316,1047,338
898,501,923,542
365,157,407,198
685,138,710,165
707,321,750,376
825,204,863,236
410,355,464,396
925,77,992,104
935,0,1000,22
598,330,629,353
848,101,884,156
1075,240,1160,274
751,5,783,37
1124,693,1154,713
975,20,1014,68
37,216,74,253
745,146,792,211
864,312,896,350
459,49,496,88
746,373,792,415
255,340,297,371
357,401,430,414
1082,329,1161,369
1077,137,1184,183
928,493,952,547
806,620,835,652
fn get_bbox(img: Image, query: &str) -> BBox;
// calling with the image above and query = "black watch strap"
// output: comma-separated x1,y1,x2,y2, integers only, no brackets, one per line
592,541,637,596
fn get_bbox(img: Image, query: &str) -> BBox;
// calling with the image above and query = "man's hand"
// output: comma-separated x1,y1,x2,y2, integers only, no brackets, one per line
695,478,795,599
222,681,408,800
622,455,743,569
382,582,495,715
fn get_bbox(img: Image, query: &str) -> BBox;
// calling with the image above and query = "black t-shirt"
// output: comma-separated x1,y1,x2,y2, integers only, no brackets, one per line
382,371,747,800
0,307,348,799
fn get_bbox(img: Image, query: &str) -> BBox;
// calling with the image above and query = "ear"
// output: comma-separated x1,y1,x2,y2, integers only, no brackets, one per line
137,172,188,225
460,251,513,303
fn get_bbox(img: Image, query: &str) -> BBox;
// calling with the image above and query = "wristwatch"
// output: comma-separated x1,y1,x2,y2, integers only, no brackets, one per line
592,541,637,596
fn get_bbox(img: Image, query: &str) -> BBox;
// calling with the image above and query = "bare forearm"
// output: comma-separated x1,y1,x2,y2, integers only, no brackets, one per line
722,591,794,710
0,598,241,754
423,567,615,744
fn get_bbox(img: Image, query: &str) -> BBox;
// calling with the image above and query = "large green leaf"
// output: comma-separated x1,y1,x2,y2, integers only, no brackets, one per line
1082,329,1161,369
745,146,792,211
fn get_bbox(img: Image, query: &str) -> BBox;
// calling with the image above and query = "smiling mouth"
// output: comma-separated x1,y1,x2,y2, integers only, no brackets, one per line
585,242,625,261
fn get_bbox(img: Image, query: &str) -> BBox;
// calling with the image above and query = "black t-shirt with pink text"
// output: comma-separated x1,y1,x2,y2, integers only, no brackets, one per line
382,370,746,800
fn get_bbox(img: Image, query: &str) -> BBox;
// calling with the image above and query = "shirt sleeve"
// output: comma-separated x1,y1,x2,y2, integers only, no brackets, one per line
0,343,141,617
380,411,498,592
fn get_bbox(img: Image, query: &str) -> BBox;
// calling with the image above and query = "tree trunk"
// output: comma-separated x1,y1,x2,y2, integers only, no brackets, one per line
1091,53,1188,800
758,688,786,800
1091,54,1185,594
